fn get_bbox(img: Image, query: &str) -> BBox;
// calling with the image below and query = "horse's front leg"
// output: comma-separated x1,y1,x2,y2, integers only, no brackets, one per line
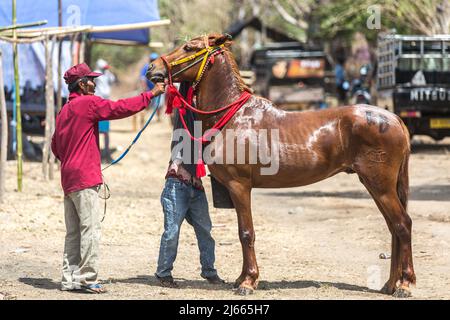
227,179,258,295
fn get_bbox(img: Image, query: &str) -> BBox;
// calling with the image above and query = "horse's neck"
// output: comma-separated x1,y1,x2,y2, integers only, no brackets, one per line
196,51,243,111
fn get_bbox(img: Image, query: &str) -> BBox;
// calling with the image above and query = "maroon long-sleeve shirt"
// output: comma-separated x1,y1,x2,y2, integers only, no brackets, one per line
51,91,154,195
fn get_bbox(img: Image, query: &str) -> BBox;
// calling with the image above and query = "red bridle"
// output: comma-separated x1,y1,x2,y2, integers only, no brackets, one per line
158,42,252,178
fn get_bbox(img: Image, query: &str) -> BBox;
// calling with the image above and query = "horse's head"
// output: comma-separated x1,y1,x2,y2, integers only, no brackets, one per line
146,33,233,84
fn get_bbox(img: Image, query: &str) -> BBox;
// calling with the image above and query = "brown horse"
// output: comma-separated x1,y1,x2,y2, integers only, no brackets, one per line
147,33,416,297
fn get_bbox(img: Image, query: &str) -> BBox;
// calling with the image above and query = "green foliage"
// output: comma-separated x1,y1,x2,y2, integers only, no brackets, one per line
264,9,307,42
317,0,448,44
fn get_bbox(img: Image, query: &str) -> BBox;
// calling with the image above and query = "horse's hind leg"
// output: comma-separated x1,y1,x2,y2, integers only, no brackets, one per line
377,191,415,297
363,188,402,294
358,171,416,297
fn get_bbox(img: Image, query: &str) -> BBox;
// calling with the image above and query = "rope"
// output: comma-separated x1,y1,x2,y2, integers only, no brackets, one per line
102,95,161,171
176,91,252,178
166,84,250,116
161,43,252,178
99,95,161,222
98,177,110,223
177,91,252,143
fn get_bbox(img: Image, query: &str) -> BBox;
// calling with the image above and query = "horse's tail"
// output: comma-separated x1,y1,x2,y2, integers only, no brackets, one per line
397,122,410,211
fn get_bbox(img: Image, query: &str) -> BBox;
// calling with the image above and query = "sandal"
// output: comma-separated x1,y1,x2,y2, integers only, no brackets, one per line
82,283,107,294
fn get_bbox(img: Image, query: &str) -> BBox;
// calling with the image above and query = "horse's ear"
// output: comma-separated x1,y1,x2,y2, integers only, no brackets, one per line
212,33,233,47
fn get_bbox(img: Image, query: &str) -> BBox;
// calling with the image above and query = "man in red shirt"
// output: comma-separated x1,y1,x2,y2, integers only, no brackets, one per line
52,62,165,294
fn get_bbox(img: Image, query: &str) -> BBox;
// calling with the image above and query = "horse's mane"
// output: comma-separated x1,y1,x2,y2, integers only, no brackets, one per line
222,49,252,93
191,34,252,93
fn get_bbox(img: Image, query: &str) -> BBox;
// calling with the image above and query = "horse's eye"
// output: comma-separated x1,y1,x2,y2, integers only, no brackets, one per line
183,44,192,52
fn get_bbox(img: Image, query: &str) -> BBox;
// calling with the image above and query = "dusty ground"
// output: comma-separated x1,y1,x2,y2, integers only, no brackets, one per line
1,110,449,300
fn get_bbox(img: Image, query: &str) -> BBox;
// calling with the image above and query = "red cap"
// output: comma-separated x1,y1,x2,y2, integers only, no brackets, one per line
63,63,102,84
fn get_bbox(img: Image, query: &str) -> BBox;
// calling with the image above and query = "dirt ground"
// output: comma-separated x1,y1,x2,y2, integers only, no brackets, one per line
1,109,449,300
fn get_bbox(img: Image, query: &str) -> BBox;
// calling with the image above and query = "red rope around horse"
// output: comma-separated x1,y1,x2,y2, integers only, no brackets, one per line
165,84,252,177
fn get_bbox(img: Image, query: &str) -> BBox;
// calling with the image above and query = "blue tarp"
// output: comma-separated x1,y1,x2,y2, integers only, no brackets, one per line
0,0,161,96
0,0,160,43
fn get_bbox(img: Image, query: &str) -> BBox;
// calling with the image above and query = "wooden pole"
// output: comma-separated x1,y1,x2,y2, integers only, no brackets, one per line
48,36,57,180
12,0,23,192
0,50,8,203
1,26,92,39
41,36,49,179
0,20,47,32
89,19,171,33
0,35,46,43
79,33,86,63
2,19,171,37
56,0,63,113
56,0,63,172
42,35,56,180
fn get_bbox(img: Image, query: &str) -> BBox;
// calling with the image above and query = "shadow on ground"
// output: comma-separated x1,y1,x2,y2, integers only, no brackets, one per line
106,275,382,296
263,184,450,202
107,275,233,291
411,142,450,154
258,279,381,295
18,277,60,290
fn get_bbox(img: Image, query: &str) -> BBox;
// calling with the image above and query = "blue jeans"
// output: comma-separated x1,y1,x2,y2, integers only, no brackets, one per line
156,178,217,278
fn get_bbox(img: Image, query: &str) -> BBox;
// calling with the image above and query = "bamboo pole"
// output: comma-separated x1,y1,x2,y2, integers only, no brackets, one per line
48,36,57,180
41,36,49,180
0,50,8,203
79,33,86,63
0,26,92,38
0,20,47,32
89,39,164,47
12,0,23,192
88,19,171,33
1,19,171,37
42,35,56,180
0,35,46,43
56,0,63,114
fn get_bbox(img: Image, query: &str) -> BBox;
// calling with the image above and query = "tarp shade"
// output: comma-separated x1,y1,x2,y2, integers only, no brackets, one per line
0,0,161,97
0,0,160,43
1,41,76,98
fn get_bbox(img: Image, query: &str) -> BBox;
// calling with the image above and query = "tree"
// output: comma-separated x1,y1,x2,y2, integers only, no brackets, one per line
319,0,450,42
156,0,234,48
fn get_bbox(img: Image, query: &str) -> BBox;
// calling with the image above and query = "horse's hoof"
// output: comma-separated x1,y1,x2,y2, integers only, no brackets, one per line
235,286,253,296
380,282,395,295
392,287,411,298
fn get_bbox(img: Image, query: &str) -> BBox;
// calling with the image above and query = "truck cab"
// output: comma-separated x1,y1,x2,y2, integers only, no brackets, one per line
377,33,450,140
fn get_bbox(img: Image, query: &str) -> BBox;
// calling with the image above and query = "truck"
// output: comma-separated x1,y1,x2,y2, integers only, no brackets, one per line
377,32,450,140
250,42,334,110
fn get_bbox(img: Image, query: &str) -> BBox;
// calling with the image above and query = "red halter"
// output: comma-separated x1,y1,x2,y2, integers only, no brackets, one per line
160,47,252,178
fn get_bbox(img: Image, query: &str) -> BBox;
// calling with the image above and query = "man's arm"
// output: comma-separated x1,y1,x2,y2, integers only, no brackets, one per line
89,82,165,121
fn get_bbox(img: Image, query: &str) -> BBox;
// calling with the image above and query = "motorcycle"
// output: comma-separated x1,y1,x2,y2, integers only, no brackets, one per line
350,64,372,105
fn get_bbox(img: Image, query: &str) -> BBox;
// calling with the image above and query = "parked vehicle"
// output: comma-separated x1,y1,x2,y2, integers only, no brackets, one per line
4,85,54,160
377,32,450,140
250,42,334,110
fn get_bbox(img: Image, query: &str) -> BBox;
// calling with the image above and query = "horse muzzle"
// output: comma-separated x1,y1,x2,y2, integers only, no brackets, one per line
145,64,166,84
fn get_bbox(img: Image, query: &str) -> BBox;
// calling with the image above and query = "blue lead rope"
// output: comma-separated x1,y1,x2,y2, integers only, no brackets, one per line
102,95,161,171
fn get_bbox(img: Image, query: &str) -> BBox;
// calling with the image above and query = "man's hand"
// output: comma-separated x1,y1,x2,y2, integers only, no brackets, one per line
150,82,166,97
